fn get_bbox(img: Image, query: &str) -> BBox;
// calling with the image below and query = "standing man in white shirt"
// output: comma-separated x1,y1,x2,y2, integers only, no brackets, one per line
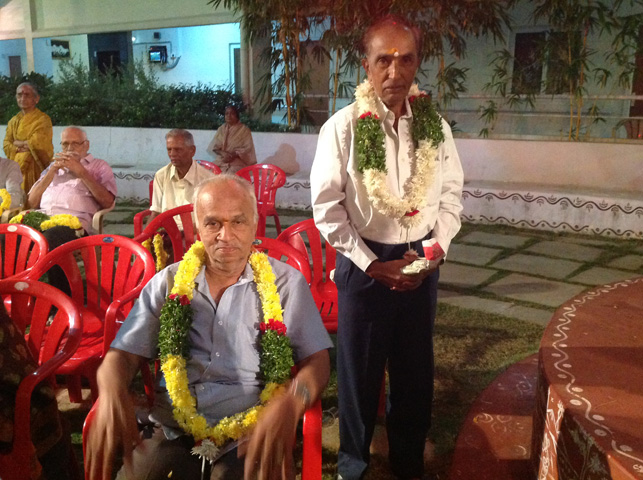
310,15,464,480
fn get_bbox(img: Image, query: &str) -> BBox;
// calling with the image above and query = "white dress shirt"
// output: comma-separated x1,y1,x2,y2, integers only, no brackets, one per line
151,160,215,228
310,96,464,272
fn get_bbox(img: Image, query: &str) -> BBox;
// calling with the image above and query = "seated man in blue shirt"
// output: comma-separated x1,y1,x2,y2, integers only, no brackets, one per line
85,174,332,480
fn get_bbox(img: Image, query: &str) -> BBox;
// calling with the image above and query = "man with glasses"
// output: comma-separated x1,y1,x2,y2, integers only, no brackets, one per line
27,126,116,294
28,126,116,234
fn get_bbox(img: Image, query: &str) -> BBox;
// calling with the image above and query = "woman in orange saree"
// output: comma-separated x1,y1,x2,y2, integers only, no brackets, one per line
3,83,53,194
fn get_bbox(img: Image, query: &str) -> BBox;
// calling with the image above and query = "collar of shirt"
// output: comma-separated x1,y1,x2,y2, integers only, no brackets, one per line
375,95,414,125
169,159,199,184
192,259,256,300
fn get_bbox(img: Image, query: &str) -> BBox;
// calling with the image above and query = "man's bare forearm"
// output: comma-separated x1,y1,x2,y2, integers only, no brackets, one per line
27,169,56,208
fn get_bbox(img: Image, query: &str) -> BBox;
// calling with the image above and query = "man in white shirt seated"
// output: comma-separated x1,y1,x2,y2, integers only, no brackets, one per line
149,129,215,225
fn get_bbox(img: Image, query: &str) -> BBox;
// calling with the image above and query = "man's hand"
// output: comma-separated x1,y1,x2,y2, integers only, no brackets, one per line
85,390,140,480
241,393,301,480
85,349,142,480
53,151,87,177
366,259,436,291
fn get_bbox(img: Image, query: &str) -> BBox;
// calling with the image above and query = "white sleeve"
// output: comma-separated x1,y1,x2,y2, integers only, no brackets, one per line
310,116,378,272
431,120,464,256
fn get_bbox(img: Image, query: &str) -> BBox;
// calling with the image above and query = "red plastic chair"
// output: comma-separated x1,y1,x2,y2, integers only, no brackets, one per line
134,203,197,263
277,219,338,333
0,279,82,480
25,235,156,403
237,164,287,237
253,236,312,285
133,180,155,236
196,159,222,174
0,223,48,280
279,220,386,416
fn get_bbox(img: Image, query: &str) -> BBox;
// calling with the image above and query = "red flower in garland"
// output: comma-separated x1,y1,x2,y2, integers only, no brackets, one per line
405,209,420,217
359,112,379,120
168,293,191,306
259,318,287,336
409,93,430,104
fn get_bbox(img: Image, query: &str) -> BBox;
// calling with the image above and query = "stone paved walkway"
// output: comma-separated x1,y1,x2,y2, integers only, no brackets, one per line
104,205,643,328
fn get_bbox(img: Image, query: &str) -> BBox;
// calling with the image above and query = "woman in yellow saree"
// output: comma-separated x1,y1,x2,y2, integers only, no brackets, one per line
3,83,53,194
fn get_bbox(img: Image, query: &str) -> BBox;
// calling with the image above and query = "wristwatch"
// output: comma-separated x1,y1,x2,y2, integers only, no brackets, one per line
290,379,311,409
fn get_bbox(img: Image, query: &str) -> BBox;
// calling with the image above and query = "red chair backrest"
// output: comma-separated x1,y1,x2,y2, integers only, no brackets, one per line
277,219,338,332
253,237,312,284
134,203,197,262
0,279,81,476
26,235,155,353
0,224,48,280
196,159,222,174
237,164,286,210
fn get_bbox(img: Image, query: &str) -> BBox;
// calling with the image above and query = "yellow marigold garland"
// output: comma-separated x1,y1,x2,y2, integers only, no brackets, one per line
158,241,293,463
40,214,83,231
9,211,83,232
0,189,11,217
141,234,168,272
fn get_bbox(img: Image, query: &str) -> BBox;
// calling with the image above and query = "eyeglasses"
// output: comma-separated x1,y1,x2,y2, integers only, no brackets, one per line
61,141,87,149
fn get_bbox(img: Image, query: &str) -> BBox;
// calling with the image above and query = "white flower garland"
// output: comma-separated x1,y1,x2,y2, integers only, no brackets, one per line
355,80,440,228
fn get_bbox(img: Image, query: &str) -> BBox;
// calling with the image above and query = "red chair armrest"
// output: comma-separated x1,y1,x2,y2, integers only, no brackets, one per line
133,209,152,237
301,398,322,480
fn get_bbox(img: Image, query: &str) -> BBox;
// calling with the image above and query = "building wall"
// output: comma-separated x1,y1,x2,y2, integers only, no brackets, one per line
132,24,241,87
0,38,27,76
30,0,235,36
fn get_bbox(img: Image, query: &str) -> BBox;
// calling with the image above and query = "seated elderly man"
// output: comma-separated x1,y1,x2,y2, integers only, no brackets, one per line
149,128,215,224
85,175,332,480
28,126,116,292
0,157,25,210
28,125,116,233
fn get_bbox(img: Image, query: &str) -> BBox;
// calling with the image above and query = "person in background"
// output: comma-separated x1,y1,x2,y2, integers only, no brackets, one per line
27,126,116,294
3,82,53,193
149,129,215,224
0,157,25,209
209,106,257,174
310,15,464,480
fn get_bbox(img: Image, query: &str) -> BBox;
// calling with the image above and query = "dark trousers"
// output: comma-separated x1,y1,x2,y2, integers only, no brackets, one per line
123,425,245,480
41,226,83,296
335,238,438,480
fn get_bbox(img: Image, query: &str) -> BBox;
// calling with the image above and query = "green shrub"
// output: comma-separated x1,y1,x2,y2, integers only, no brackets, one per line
0,63,280,131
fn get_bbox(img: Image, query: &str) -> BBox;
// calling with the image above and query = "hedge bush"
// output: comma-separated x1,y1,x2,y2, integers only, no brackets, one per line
0,62,285,131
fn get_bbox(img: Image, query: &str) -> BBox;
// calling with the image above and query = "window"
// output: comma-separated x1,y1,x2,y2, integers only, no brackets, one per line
511,30,581,95
512,32,545,94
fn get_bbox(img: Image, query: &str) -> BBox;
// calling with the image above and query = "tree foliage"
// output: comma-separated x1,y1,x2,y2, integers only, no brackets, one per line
209,0,517,127
0,62,256,130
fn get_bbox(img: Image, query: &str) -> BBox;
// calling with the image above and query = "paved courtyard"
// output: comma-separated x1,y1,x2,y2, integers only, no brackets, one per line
105,204,643,328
